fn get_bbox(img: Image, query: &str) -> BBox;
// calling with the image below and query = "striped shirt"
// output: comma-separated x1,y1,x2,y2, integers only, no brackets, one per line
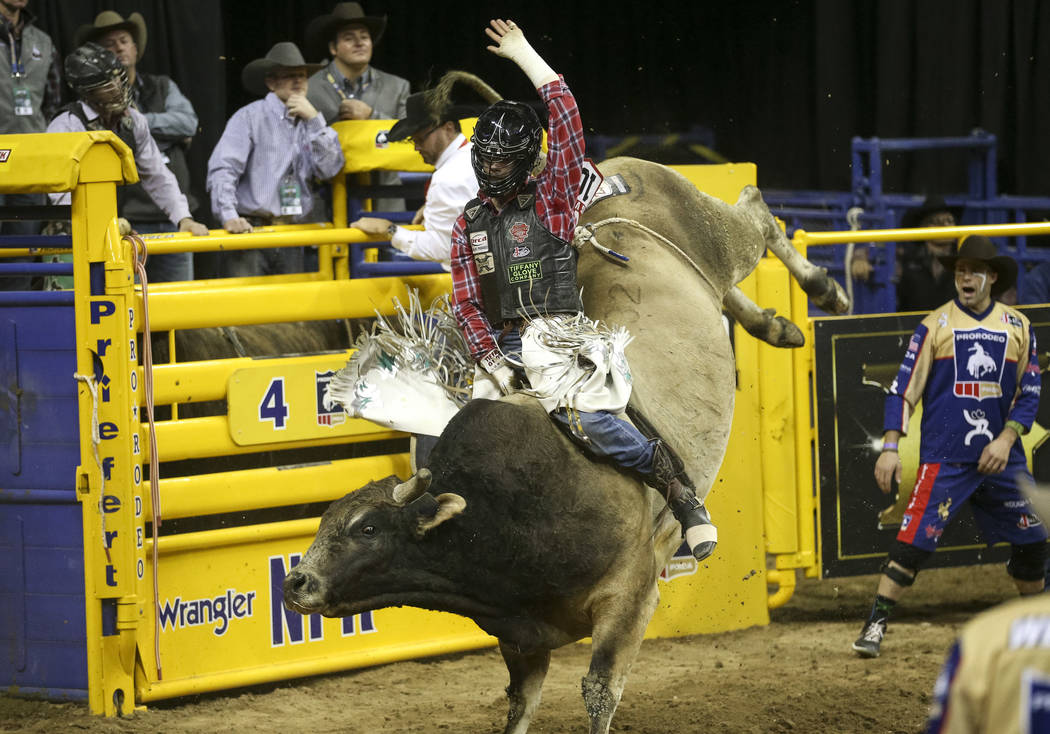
206,92,345,224
450,77,585,361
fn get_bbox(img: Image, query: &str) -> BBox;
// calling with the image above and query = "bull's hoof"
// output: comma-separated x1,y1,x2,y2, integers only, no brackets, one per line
769,315,805,348
806,269,851,315
692,540,717,562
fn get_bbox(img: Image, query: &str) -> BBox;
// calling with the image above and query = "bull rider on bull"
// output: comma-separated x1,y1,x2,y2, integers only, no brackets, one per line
448,19,717,562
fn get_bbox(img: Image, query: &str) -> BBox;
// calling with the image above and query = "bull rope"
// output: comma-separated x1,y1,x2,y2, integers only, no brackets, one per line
127,233,164,681
573,217,718,293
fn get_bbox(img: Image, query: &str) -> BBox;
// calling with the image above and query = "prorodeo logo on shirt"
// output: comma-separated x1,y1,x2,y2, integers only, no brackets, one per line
953,327,1006,400
508,260,541,283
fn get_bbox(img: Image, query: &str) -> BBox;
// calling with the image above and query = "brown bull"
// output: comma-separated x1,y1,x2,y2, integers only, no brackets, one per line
283,157,848,734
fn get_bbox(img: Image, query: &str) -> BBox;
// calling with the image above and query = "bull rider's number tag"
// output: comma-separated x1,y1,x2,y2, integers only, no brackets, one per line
259,377,289,429
574,158,604,216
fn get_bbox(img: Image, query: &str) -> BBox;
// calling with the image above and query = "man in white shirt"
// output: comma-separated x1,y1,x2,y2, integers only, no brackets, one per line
350,74,496,271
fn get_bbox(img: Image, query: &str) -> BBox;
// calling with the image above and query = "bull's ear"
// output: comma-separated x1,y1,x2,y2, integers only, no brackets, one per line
416,493,466,536
393,468,433,504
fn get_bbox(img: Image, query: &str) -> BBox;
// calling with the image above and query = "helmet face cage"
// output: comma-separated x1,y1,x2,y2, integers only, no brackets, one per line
65,43,131,117
471,101,542,198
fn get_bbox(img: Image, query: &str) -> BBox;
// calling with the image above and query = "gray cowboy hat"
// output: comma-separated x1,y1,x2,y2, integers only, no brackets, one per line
241,42,323,96
305,2,387,59
900,194,964,229
937,234,1018,297
388,71,502,142
73,11,147,61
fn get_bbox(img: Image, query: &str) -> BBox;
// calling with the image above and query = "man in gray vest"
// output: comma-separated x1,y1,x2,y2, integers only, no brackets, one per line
0,0,62,290
74,10,200,282
305,2,409,214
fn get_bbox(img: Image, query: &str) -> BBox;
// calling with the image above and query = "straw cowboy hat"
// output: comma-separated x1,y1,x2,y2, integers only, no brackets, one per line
388,71,502,142
241,42,324,96
305,2,387,60
937,234,1018,298
900,194,964,229
74,11,147,61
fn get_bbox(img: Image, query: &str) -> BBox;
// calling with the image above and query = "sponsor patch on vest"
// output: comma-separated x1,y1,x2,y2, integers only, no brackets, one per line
375,130,389,148
0,150,9,163
510,222,530,243
508,260,542,283
511,245,531,258
470,231,489,253
475,252,495,275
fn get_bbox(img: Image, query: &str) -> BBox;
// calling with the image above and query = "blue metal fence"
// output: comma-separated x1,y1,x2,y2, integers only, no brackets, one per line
762,131,1050,314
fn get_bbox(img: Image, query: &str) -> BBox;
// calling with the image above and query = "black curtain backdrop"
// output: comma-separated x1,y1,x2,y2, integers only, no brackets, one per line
27,0,1050,224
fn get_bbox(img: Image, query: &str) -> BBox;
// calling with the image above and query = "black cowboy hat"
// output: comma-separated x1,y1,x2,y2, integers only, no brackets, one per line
305,2,387,60
937,234,1017,297
388,71,502,142
900,194,964,229
241,42,323,96
74,11,147,61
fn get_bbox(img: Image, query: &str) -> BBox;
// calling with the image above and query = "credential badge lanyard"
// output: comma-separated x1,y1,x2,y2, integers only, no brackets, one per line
7,27,31,116
279,162,303,217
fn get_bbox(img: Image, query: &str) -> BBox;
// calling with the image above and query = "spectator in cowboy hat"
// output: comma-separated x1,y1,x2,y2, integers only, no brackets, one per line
206,42,345,277
350,71,500,270
304,2,409,123
897,194,964,312
305,2,409,214
73,10,201,282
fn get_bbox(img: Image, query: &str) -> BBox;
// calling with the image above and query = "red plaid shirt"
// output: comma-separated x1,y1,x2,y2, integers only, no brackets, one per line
450,77,585,361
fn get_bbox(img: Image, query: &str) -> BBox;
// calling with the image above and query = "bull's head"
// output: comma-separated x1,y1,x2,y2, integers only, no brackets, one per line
282,469,466,617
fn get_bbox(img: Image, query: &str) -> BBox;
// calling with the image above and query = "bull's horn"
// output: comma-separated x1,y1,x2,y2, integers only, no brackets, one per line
392,468,433,503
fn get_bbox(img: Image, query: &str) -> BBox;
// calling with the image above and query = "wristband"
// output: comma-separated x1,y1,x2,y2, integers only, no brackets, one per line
480,349,504,374
882,442,898,453
1006,420,1026,437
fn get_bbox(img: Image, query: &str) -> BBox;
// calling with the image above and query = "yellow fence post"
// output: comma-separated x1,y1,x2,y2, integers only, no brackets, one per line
62,134,146,716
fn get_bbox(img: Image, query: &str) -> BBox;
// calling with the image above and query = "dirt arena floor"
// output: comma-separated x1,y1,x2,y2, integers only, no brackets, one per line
0,564,1020,734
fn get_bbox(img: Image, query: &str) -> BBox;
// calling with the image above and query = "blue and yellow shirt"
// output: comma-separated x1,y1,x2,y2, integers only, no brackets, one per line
885,298,1040,464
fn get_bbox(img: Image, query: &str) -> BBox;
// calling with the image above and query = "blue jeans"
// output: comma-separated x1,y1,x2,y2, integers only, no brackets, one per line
221,247,305,278
134,221,194,282
550,408,655,475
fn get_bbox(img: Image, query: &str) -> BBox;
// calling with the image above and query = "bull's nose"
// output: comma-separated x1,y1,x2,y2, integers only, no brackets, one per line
283,568,318,599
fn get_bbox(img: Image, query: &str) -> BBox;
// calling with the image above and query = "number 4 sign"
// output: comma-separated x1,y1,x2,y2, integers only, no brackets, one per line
259,377,289,429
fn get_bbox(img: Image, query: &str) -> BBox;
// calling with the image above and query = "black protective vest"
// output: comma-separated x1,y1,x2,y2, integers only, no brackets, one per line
464,184,582,324
122,73,196,222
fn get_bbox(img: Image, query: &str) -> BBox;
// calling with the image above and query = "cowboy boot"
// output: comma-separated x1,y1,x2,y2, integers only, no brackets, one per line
652,442,718,562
